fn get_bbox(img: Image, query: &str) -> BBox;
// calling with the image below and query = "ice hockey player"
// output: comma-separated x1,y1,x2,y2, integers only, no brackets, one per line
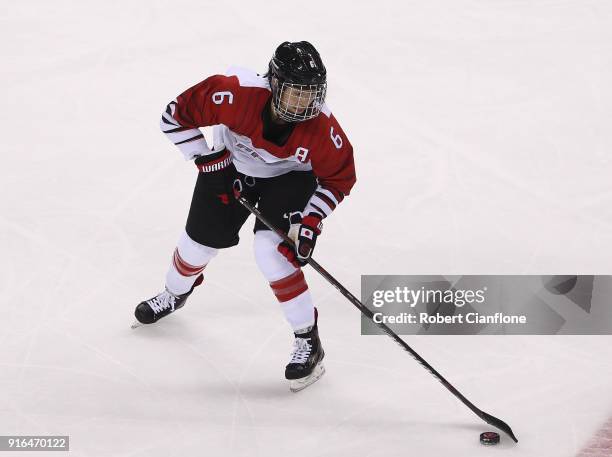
133,41,356,392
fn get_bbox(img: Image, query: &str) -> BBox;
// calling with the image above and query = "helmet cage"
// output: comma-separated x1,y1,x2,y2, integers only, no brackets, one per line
271,76,327,122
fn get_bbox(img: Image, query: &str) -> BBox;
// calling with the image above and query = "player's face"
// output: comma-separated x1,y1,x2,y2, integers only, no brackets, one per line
279,85,318,115
271,77,326,122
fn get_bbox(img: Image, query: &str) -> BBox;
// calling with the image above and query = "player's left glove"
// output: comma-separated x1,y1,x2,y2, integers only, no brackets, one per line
277,212,323,268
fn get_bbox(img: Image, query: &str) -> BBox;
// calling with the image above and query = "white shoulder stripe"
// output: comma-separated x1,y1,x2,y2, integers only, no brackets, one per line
320,103,332,118
225,66,270,90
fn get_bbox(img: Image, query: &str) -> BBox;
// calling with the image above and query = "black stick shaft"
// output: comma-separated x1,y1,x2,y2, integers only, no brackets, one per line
238,197,518,442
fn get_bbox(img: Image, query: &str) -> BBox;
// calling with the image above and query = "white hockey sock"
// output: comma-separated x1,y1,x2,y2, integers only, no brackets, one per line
277,283,316,332
165,229,218,295
254,230,315,332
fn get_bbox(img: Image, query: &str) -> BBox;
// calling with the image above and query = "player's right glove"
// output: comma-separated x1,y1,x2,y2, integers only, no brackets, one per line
194,148,240,204
194,147,232,173
277,212,323,268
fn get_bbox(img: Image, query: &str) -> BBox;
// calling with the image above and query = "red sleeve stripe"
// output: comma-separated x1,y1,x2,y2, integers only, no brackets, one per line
314,191,337,210
308,203,326,219
320,184,344,203
269,270,309,302
173,249,207,277
308,194,333,216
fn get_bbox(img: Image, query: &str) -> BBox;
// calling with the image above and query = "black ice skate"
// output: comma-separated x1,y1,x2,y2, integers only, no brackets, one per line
285,309,325,392
131,274,203,328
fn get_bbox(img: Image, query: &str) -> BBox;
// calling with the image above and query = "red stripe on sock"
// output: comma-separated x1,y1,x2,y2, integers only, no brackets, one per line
275,283,309,302
173,249,206,277
274,281,309,301
270,270,308,302
270,270,304,290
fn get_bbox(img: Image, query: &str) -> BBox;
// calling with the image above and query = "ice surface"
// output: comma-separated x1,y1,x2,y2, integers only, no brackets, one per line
2,0,612,455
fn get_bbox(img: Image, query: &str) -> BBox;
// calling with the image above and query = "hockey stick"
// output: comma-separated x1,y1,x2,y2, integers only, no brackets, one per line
237,196,518,443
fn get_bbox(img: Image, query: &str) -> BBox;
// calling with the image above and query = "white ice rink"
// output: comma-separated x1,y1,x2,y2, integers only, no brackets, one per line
2,0,612,455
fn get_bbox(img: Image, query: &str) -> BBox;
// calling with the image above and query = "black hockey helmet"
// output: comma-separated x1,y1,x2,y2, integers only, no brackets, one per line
268,41,327,122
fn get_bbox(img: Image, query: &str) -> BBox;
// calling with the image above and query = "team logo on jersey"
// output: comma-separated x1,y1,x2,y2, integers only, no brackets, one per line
295,147,310,163
235,141,266,162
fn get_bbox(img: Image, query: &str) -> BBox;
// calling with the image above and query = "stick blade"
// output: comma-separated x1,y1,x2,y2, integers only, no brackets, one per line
480,411,519,443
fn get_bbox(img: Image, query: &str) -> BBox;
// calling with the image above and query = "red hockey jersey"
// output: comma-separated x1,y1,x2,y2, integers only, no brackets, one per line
161,67,356,218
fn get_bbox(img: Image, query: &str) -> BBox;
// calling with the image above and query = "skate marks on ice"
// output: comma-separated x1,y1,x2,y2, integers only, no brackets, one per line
130,321,265,456
130,311,317,454
132,309,327,394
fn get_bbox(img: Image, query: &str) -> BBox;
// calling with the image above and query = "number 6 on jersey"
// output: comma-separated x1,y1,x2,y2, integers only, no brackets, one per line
330,126,343,149
212,91,234,105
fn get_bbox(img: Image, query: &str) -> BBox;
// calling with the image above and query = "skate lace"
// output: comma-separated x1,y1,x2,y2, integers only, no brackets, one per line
147,290,177,314
289,337,312,364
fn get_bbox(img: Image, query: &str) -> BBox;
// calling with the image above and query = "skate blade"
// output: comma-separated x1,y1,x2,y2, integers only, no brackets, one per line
289,363,325,393
130,320,144,329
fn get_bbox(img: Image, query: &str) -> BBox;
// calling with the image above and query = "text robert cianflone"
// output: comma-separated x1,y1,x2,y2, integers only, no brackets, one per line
372,312,527,325
371,286,487,308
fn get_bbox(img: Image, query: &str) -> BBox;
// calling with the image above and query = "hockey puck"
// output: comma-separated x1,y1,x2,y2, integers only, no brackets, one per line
480,432,500,445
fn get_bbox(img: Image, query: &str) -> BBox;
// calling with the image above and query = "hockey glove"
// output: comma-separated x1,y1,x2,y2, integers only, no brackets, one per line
194,148,232,173
277,212,323,268
194,148,241,203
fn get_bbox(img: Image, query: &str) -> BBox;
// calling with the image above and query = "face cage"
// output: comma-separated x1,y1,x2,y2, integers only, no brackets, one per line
272,80,327,122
